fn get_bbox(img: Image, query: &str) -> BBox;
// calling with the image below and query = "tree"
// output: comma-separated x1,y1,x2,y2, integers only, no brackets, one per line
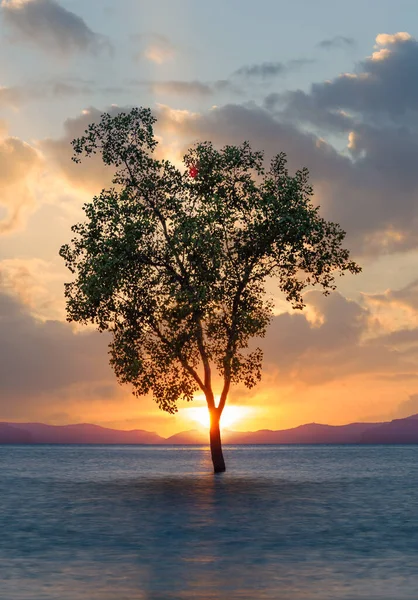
60,107,361,473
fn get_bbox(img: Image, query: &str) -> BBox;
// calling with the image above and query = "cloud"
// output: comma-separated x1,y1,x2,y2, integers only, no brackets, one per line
246,34,418,254
259,292,373,384
280,32,418,124
233,59,313,79
132,33,176,64
42,100,414,254
1,0,111,56
372,31,412,60
367,279,418,312
364,279,418,335
128,61,313,103
47,78,95,97
0,289,137,425
393,394,418,418
234,61,287,78
317,35,355,50
147,80,213,97
256,289,418,390
40,104,193,197
1,283,413,425
0,135,42,234
0,85,24,108
41,107,119,192
0,258,66,320
156,101,418,254
0,289,170,425
44,59,418,258
129,79,241,98
0,291,113,400
0,78,96,109
2,277,416,426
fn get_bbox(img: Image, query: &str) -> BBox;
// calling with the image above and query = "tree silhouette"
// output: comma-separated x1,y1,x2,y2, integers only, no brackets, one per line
60,108,360,472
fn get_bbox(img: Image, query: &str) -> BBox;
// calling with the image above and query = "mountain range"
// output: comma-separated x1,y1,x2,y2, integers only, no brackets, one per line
2,414,418,444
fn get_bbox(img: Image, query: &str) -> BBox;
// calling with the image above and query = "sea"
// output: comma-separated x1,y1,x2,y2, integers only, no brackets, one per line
1,444,418,600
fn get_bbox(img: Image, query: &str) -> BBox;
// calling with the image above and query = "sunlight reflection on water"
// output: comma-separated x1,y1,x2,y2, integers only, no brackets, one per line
1,445,418,599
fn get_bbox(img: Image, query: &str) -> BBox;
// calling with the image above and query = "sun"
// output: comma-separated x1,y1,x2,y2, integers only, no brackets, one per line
185,405,247,430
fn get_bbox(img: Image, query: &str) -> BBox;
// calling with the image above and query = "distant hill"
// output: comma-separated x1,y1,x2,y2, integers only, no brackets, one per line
0,422,164,444
2,415,418,444
163,430,208,445
222,422,383,444
359,414,418,444
162,425,382,445
0,423,33,444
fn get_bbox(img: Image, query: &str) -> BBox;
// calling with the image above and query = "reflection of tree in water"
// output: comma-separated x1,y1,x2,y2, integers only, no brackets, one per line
117,474,287,598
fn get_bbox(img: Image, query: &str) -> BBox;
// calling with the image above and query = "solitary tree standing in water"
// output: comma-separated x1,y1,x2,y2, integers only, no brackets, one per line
60,108,360,473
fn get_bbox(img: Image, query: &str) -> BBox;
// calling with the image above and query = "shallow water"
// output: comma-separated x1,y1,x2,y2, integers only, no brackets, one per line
1,444,418,599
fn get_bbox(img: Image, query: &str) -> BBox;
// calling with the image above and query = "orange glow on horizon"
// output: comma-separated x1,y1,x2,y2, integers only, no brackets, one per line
183,405,254,431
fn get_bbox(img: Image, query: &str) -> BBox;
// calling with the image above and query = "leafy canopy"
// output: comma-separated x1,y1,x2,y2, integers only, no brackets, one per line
60,108,360,414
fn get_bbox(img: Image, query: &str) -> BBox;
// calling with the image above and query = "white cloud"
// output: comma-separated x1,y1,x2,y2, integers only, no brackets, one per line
0,136,42,235
132,33,176,64
0,258,66,320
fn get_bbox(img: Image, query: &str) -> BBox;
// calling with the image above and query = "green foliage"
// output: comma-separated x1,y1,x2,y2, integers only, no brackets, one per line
60,107,361,415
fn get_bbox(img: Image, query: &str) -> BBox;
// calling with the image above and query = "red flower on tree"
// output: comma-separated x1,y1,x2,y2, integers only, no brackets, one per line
189,165,199,178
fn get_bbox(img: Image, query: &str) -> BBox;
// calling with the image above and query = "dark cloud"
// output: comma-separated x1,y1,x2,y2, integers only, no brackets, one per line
263,34,418,254
212,79,242,94
0,77,239,110
259,291,418,386
0,79,95,108
157,101,418,254
317,35,355,50
147,80,212,97
155,102,333,169
48,79,95,97
280,32,418,126
234,61,287,78
128,78,242,97
264,89,354,132
0,76,132,109
233,59,313,79
1,0,112,56
0,291,113,403
260,292,370,384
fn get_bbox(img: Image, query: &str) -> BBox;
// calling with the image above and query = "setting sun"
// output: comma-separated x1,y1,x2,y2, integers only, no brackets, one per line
184,405,251,430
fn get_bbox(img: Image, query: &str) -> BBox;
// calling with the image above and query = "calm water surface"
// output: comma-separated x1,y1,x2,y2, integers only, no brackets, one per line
1,444,418,600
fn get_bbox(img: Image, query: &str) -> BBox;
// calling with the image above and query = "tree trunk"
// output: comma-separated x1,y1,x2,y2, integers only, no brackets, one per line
209,408,226,473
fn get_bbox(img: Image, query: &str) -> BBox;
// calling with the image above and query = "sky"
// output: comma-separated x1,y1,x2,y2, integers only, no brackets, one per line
2,0,418,436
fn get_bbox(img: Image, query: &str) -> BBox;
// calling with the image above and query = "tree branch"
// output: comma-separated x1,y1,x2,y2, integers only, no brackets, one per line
195,316,213,396
149,320,207,394
218,263,254,414
143,183,214,400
